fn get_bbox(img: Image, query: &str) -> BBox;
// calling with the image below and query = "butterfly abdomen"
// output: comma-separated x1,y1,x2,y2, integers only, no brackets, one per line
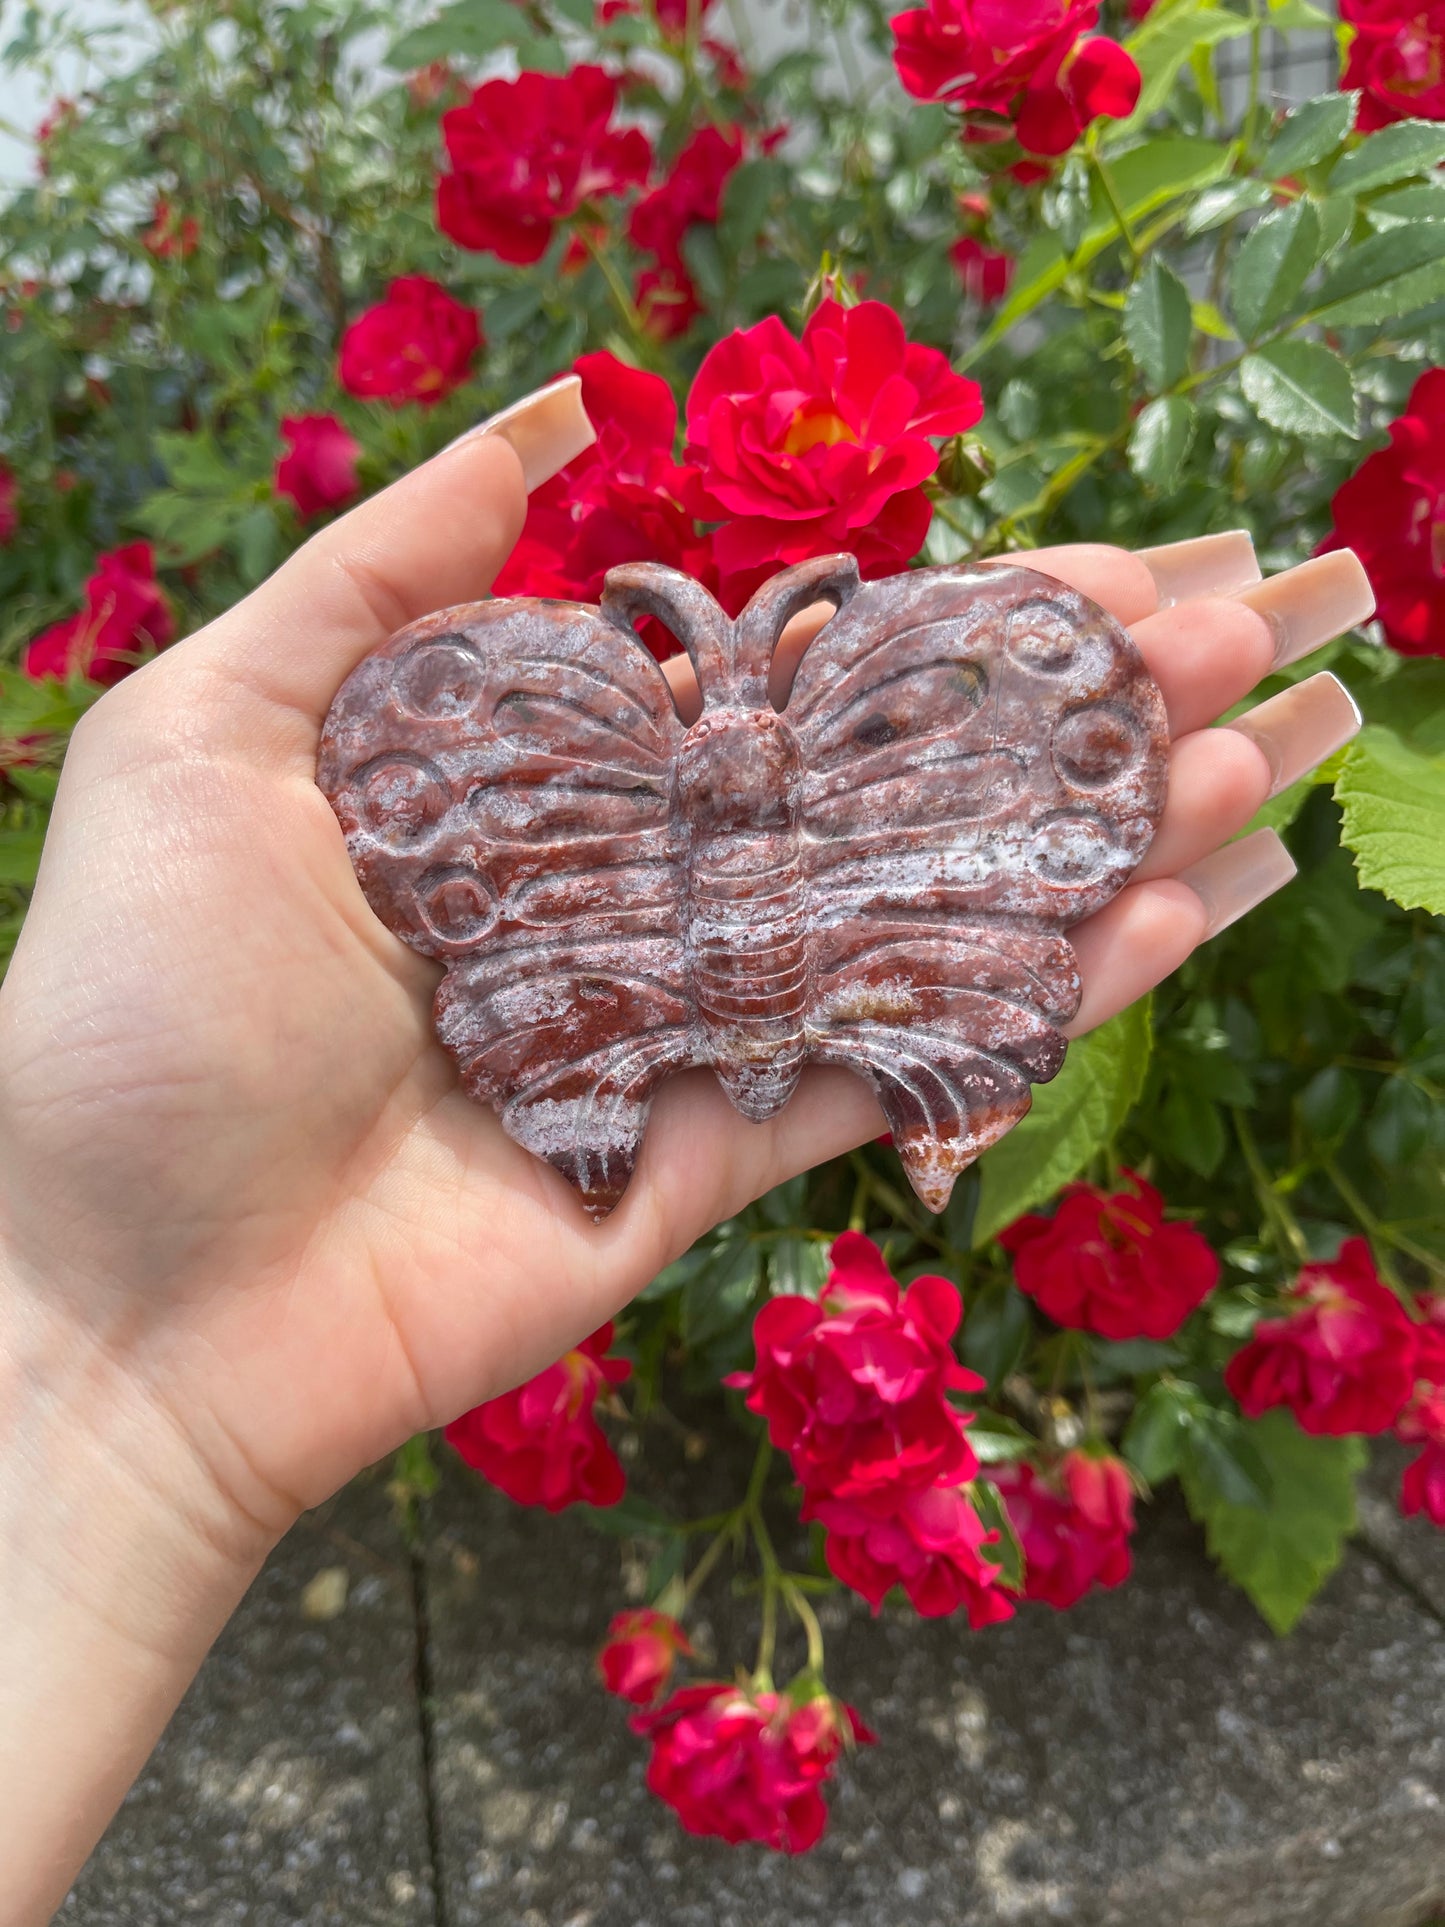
675,706,808,1121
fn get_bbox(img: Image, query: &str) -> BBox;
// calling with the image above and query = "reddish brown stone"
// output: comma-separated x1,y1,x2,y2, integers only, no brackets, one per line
318,555,1168,1219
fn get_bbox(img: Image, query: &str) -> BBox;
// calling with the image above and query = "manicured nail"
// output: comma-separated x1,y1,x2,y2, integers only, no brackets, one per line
1227,671,1362,797
447,375,595,491
1176,827,1298,939
1139,529,1261,606
1233,549,1376,667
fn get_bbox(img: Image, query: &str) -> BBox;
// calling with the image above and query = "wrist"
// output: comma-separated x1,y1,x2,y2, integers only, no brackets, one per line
0,1275,282,1922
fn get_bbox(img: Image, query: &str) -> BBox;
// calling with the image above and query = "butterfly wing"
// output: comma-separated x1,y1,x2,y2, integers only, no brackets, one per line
785,562,1168,1210
318,596,696,1218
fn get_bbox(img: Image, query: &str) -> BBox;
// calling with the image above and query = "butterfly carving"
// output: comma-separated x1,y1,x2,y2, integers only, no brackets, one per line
318,555,1168,1220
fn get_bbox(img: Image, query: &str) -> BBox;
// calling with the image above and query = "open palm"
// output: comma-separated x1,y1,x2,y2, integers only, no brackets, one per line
0,425,1359,1538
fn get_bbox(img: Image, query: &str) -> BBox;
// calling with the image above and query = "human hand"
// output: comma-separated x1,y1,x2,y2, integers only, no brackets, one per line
1,386,1375,1540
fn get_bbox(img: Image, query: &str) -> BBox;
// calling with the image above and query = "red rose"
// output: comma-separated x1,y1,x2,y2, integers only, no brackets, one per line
1320,368,1445,657
274,413,362,520
23,542,174,686
950,235,1016,304
682,298,983,606
437,66,652,265
630,121,743,263
338,276,481,406
725,1231,981,1503
631,1685,873,1852
0,464,16,545
635,264,704,340
1399,1388,1445,1526
445,1322,631,1511
1224,1239,1418,1436
1341,0,1445,130
597,1607,693,1704
808,1483,1015,1624
493,349,715,645
1000,1170,1219,1342
1413,1293,1445,1387
599,0,719,35
989,1450,1134,1610
142,198,200,260
889,0,1140,156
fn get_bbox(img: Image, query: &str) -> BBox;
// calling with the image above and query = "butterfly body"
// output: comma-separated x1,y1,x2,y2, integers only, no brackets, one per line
319,554,1168,1221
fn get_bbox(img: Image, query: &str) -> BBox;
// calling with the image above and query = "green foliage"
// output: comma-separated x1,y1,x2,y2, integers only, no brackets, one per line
1336,728,1445,915
1181,1411,1366,1634
4,0,1445,1640
973,1000,1153,1248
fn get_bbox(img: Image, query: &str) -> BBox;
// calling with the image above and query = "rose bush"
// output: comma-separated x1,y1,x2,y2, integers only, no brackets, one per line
6,0,1445,1855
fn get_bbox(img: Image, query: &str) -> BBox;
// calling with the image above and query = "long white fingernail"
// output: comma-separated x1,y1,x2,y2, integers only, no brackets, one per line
1176,827,1298,939
447,375,595,491
1226,671,1362,797
1232,550,1377,667
1139,530,1261,607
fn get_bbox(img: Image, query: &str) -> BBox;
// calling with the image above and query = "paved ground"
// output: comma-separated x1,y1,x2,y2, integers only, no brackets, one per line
63,1442,1445,1927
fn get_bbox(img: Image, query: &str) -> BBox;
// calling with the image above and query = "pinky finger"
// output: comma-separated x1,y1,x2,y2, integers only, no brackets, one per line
1064,829,1296,1037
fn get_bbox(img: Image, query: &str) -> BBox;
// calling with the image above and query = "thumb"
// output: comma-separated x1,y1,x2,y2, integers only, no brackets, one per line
155,376,593,754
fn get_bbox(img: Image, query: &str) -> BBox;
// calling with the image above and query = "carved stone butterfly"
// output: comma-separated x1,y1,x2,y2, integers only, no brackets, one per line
318,554,1168,1220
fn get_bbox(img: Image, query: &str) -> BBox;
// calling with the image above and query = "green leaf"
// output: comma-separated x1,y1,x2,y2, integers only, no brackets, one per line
1184,178,1273,236
1367,1076,1433,1166
1368,181,1445,226
1262,91,1358,178
964,1411,1036,1463
1128,394,1196,489
972,1479,1025,1592
1114,2,1252,138
1336,726,1445,914
578,1493,675,1538
981,139,1232,346
719,158,780,254
1228,198,1322,338
1240,339,1358,440
1312,221,1445,326
768,1235,830,1299
959,1279,1032,1386
0,827,45,887
1180,1405,1273,1509
1124,258,1193,390
1296,1064,1362,1145
388,0,524,65
680,1237,762,1348
973,998,1153,1247
1330,118,1445,195
1181,1410,1365,1634
1357,657,1445,754
1122,1379,1194,1483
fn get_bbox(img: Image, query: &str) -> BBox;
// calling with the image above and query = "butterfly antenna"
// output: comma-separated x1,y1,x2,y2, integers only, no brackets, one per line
599,563,734,707
733,555,862,709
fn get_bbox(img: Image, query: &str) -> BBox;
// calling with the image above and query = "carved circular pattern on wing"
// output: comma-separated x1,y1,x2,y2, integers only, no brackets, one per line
1050,699,1148,791
414,863,500,951
1027,809,1119,888
392,636,487,720
349,752,451,850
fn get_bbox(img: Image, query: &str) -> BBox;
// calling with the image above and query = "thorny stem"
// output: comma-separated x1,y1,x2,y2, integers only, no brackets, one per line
1323,1155,1445,1289
1232,1107,1309,1267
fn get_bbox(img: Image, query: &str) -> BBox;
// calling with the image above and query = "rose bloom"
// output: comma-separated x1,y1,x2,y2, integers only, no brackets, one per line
1413,1292,1445,1387
493,349,715,643
600,0,719,35
1224,1239,1418,1436
725,1231,980,1503
339,276,481,406
597,1607,693,1704
0,463,16,544
950,235,1015,304
1320,368,1445,657
989,1451,1135,1610
1341,0,1445,130
24,542,173,686
890,0,1140,156
809,1483,1015,1624
437,65,651,265
274,413,362,520
683,297,983,607
632,1685,873,1852
636,264,703,341
1399,1389,1445,1526
142,198,200,260
445,1322,631,1511
629,122,743,267
1000,1170,1219,1341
